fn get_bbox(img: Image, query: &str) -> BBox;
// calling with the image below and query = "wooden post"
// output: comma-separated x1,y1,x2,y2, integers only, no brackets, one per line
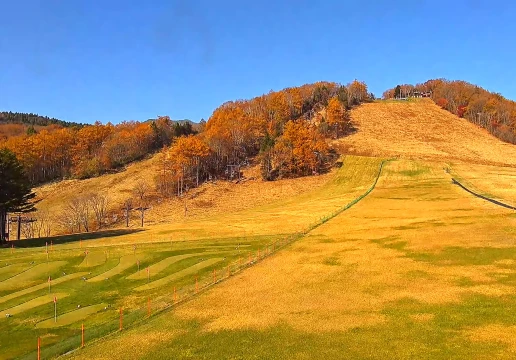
17,214,21,241
81,323,85,348
37,337,41,360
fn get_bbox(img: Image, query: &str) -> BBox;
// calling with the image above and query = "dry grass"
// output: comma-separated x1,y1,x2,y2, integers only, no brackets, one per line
33,153,333,236
338,99,516,167
450,162,516,203
175,159,516,333
466,324,516,353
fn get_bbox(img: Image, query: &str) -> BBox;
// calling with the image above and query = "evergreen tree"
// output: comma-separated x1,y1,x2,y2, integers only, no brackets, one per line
0,149,37,243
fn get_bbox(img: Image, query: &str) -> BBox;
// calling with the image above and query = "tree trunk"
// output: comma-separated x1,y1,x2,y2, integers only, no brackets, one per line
0,210,6,243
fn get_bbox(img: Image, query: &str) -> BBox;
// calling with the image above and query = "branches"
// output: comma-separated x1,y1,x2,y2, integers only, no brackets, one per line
89,193,109,230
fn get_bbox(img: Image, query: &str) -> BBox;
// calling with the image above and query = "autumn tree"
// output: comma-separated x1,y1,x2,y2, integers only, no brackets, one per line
326,97,350,138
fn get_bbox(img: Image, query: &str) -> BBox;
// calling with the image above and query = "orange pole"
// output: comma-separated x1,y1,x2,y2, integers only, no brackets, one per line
37,337,41,360
119,308,123,331
81,323,84,348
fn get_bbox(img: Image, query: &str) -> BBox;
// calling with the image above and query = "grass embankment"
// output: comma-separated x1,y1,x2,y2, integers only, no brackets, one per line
69,158,516,360
0,155,381,359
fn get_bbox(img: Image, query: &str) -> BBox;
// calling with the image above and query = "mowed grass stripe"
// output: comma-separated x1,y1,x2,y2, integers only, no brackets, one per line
0,263,32,282
77,251,107,268
127,252,229,280
0,261,67,291
134,258,223,291
88,254,149,282
0,272,88,305
36,303,107,328
0,293,69,317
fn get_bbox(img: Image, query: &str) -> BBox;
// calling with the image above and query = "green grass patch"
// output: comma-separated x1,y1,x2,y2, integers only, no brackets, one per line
323,256,341,266
134,258,223,291
36,303,108,329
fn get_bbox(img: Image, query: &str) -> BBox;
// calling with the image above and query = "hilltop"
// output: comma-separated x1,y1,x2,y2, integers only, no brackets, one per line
337,98,516,167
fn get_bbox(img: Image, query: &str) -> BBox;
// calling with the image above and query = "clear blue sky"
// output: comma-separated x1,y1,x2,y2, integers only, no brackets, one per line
1,1,515,124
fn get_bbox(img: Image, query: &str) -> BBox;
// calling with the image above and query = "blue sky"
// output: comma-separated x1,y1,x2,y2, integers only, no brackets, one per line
0,1,514,124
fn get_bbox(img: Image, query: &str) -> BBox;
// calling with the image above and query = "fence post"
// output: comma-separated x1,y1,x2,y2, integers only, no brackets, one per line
119,308,123,331
81,323,84,348
37,337,41,360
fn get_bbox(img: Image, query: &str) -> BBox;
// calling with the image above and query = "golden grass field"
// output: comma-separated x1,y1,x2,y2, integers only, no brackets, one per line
339,99,516,167
4,99,516,359
66,157,516,359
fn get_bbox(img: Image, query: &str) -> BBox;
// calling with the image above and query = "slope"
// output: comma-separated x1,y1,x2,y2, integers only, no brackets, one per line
337,98,516,167
68,158,516,360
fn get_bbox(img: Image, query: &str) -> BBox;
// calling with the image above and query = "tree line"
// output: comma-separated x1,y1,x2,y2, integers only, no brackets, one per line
156,80,373,197
0,118,196,184
383,79,516,144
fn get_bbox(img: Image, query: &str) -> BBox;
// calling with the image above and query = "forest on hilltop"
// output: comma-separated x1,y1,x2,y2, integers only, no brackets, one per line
157,80,372,197
0,80,371,196
0,118,196,184
383,79,516,144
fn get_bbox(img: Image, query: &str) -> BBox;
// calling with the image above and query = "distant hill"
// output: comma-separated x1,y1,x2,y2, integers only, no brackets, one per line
146,118,201,132
0,111,83,127
0,111,84,140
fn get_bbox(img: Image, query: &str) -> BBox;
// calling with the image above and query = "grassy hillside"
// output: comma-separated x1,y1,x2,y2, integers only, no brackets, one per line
5,96,516,359
337,98,516,166
64,158,516,360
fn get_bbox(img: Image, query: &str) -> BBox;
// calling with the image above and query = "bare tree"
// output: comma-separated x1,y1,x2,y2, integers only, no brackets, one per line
89,193,109,230
133,181,150,227
35,210,52,238
57,210,76,234
21,220,36,239
67,196,90,233
122,198,133,227
134,180,149,204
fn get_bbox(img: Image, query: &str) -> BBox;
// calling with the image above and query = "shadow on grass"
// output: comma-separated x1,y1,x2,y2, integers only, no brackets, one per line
9,229,145,248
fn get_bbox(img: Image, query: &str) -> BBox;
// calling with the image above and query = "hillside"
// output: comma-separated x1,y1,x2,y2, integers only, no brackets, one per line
336,98,516,166
31,97,516,238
